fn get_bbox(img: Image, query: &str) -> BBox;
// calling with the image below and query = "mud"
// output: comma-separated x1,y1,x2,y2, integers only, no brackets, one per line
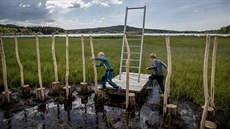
0,85,229,129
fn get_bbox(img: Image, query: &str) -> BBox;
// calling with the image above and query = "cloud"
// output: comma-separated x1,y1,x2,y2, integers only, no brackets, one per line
45,0,123,10
92,0,123,7
37,2,42,8
45,0,92,9
19,3,31,8
0,0,50,21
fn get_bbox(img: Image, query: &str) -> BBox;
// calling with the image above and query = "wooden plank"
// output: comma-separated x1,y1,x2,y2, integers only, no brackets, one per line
104,72,149,95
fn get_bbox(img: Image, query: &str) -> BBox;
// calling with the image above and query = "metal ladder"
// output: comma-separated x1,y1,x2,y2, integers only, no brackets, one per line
119,6,146,82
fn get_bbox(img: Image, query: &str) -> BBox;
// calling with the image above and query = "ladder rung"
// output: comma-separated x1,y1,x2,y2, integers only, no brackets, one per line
123,52,140,55
124,45,141,48
123,59,140,62
122,66,139,69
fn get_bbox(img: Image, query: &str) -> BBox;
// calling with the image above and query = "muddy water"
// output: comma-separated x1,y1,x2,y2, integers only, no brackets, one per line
0,86,204,129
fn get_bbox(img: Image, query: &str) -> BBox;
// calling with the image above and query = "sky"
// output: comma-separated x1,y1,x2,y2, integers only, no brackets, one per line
0,0,229,31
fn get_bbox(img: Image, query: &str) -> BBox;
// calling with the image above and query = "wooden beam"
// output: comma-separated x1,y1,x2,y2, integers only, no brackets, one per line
90,35,98,95
200,36,210,129
210,36,218,108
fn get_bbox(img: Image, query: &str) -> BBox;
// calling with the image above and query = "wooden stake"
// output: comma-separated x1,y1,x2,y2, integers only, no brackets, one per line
15,36,24,86
65,35,70,99
0,37,11,103
166,104,177,116
90,35,98,95
124,35,130,109
36,87,45,101
51,35,60,95
163,36,172,116
81,35,86,83
128,93,135,109
210,36,218,108
35,34,45,101
200,36,210,129
21,84,31,97
52,34,58,82
15,36,31,97
204,120,217,129
202,106,215,121
97,89,106,98
80,82,88,94
51,81,60,95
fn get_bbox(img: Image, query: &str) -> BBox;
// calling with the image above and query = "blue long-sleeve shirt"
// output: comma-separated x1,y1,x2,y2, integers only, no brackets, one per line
95,57,112,70
148,59,167,75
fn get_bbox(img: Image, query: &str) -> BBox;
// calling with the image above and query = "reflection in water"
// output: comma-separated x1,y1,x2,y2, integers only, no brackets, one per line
64,101,72,122
81,95,88,114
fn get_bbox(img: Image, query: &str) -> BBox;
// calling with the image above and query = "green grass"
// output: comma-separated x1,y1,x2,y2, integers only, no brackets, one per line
0,36,230,112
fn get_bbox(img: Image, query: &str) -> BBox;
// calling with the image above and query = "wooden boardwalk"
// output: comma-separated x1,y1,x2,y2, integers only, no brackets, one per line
102,72,150,95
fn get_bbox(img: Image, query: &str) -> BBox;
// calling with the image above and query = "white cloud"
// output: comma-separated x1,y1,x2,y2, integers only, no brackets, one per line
19,3,31,8
92,0,123,7
46,0,91,9
45,0,123,10
97,20,103,23
37,2,42,8
101,17,105,20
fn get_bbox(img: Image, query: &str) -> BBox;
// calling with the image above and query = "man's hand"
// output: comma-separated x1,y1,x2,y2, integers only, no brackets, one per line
145,67,149,70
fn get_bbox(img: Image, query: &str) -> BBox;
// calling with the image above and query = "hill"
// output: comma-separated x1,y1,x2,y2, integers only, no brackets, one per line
67,25,230,34
0,24,229,35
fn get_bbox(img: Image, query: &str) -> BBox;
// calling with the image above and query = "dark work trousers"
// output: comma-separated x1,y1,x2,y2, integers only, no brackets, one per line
148,74,164,93
101,69,119,89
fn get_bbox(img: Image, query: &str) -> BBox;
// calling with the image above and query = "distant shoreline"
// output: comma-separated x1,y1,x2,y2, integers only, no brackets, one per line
2,33,230,38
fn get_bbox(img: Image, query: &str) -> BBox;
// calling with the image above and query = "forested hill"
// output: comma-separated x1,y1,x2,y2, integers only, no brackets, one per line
0,24,229,35
67,25,230,34
0,24,65,35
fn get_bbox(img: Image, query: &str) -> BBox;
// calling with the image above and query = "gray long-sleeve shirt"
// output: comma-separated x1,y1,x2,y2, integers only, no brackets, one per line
148,59,167,75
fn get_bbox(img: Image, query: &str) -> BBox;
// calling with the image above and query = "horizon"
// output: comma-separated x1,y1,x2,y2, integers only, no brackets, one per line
0,0,229,31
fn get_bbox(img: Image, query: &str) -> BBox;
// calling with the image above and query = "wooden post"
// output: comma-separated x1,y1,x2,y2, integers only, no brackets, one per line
81,35,86,83
97,89,106,98
204,120,217,129
160,94,164,104
35,34,45,101
210,36,218,108
200,36,210,129
128,93,135,109
51,34,60,95
89,35,98,95
15,36,31,97
0,37,11,103
80,35,88,94
64,35,71,99
166,104,177,116
21,84,30,97
124,35,130,109
81,82,88,94
202,106,215,121
163,36,172,116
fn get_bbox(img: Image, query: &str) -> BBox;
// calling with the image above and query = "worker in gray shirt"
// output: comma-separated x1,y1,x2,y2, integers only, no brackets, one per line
145,53,167,93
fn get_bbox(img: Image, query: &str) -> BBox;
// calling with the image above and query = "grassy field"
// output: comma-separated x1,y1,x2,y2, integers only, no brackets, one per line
0,36,230,112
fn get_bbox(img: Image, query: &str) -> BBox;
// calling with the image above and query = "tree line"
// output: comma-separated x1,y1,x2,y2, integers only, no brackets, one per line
0,24,65,35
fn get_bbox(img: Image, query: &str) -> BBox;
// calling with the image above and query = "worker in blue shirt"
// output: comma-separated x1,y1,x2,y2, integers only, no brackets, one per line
92,52,121,90
145,53,167,93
